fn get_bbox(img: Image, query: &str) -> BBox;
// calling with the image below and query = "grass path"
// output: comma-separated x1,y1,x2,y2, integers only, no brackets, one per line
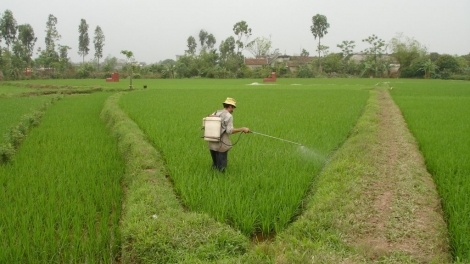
347,88,450,262
245,87,451,263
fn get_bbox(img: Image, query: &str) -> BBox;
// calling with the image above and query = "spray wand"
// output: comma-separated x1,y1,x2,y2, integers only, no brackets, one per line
250,131,303,147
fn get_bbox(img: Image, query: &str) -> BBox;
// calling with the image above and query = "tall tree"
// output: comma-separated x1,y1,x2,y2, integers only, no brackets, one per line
36,14,61,71
316,45,329,57
78,19,90,63
310,14,330,71
389,32,427,73
206,34,216,51
361,34,388,77
45,14,60,55
362,34,386,64
17,24,37,66
233,21,251,54
300,49,309,57
186,36,197,55
198,30,208,50
58,44,71,72
246,36,272,58
219,36,241,76
435,54,460,73
337,40,355,73
103,55,118,72
337,40,355,60
219,36,236,59
197,30,216,52
93,26,105,70
121,50,134,89
59,45,71,62
11,41,26,78
0,10,18,50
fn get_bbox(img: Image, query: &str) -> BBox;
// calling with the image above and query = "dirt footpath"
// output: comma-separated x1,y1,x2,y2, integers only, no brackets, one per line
353,89,450,262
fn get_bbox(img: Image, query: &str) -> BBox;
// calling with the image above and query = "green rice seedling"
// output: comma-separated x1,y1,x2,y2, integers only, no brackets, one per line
390,79,470,261
119,80,369,237
0,95,61,163
0,93,124,263
0,95,55,144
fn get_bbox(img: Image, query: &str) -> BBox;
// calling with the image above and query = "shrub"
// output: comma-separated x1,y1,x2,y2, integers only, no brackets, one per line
440,69,451,80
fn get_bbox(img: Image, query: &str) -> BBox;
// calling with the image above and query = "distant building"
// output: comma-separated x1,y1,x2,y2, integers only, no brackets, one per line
244,56,314,72
243,53,401,75
244,58,268,70
286,56,314,72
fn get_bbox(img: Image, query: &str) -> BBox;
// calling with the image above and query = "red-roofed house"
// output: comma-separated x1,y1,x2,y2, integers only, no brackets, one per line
244,58,268,70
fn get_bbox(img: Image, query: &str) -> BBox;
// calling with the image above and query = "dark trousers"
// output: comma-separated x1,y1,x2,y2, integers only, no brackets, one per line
210,150,228,172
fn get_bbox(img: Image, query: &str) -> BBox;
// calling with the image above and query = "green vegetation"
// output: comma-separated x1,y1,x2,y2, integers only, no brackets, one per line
1,8,469,81
0,96,53,142
391,80,470,261
101,93,249,263
0,94,61,163
0,93,125,262
0,80,128,96
119,79,369,237
239,87,450,263
0,78,466,263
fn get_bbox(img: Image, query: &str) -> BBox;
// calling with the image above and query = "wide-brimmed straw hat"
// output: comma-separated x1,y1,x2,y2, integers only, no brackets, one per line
223,97,236,107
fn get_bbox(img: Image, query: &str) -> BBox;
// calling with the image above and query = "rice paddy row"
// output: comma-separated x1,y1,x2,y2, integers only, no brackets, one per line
1,78,468,262
0,93,124,263
390,80,470,261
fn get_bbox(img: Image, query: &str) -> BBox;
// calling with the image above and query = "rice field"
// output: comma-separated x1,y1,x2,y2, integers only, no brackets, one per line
0,96,55,144
0,78,468,262
118,80,370,236
390,80,470,260
0,93,125,263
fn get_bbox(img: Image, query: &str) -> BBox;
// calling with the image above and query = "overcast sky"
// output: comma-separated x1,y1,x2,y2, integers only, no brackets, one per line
3,0,470,64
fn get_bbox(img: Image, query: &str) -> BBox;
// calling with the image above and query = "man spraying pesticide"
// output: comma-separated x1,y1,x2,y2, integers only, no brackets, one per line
202,97,305,172
202,97,250,172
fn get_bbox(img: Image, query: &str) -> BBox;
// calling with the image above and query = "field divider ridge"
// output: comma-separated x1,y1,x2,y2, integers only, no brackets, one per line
100,92,249,263
0,95,62,164
253,87,451,263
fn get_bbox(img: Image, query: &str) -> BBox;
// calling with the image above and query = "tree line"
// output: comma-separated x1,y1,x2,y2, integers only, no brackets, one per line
1,9,469,81
0,10,105,80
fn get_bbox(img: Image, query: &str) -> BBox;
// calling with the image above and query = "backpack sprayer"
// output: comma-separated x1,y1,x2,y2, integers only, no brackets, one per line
202,117,303,147
202,116,222,142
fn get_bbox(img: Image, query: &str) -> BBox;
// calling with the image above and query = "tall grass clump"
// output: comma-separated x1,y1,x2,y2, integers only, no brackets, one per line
119,80,369,237
0,93,125,263
391,80,470,261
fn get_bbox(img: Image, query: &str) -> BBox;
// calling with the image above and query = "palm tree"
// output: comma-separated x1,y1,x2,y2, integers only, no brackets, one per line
419,59,438,79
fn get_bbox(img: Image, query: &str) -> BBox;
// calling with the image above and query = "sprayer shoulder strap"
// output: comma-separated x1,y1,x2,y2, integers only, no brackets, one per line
213,110,226,134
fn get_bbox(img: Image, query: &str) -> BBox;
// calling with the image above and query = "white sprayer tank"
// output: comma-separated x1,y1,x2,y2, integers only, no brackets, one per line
202,117,222,142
